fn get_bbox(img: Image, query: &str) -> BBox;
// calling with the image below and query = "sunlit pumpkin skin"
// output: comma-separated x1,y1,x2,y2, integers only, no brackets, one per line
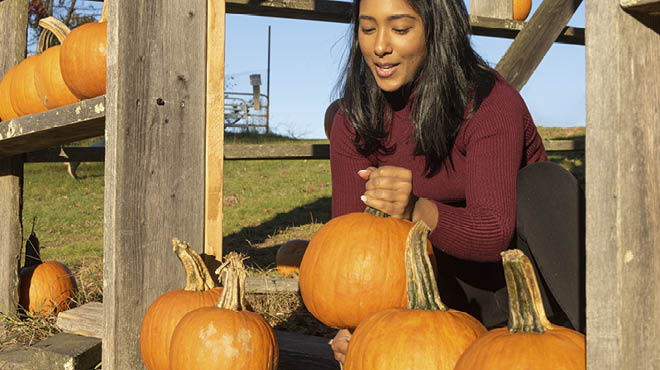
60,21,107,99
34,45,80,109
513,0,532,21
9,55,48,117
453,249,586,370
140,238,224,370
169,252,278,370
299,209,434,329
275,239,308,277
0,67,20,121
344,221,486,370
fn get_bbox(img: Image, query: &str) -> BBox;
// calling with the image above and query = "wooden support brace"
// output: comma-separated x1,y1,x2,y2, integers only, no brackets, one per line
620,0,660,14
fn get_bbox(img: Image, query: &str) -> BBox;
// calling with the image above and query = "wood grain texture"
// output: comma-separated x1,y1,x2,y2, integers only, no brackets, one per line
496,0,584,90
585,1,660,368
620,0,660,13
470,0,512,20
103,1,207,369
0,0,27,318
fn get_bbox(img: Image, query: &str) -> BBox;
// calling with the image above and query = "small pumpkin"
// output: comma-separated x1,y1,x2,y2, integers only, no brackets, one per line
140,238,225,370
299,207,435,329
513,0,532,21
0,66,20,121
18,224,77,315
275,239,308,277
59,2,107,99
169,252,278,370
343,221,486,370
9,54,48,117
34,17,80,109
453,249,585,370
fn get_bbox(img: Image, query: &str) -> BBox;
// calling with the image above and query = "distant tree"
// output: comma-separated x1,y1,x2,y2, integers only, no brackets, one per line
27,0,101,53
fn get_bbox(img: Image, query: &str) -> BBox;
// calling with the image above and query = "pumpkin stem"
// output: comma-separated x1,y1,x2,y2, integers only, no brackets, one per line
100,0,107,23
24,217,42,268
364,206,389,218
405,221,447,311
172,238,216,292
501,249,553,333
37,16,71,53
215,252,248,311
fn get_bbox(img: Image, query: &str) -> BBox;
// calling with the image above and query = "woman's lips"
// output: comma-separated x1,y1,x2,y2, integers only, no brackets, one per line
375,63,399,78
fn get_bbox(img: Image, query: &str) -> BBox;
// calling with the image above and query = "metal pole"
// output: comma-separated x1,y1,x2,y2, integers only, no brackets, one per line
266,25,271,133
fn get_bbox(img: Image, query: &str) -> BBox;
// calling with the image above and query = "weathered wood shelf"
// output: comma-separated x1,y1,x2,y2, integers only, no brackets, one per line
620,0,660,13
0,96,105,159
225,0,584,45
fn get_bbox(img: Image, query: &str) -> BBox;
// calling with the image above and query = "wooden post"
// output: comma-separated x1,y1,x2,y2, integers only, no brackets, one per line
469,0,512,19
586,1,660,369
104,0,208,368
0,0,27,319
250,74,262,110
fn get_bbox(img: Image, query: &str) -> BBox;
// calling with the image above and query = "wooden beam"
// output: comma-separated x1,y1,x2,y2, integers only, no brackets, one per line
621,0,660,14
496,0,584,90
585,1,660,368
104,0,208,368
0,97,105,159
0,0,27,320
25,146,105,163
469,15,585,45
470,0,512,20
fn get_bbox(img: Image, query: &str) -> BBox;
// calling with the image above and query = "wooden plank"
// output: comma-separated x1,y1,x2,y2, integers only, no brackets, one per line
0,0,27,319
495,0,584,90
103,0,208,369
585,1,660,369
0,97,106,159
56,302,104,339
469,15,584,46
205,0,225,262
245,276,300,293
621,0,660,13
470,0,511,20
224,143,331,160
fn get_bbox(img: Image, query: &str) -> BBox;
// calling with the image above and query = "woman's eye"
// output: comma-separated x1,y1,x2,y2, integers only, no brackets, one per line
393,28,411,35
360,27,375,34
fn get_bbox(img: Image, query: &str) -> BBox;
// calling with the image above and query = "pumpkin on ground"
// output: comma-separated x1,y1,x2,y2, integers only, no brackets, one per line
299,207,435,329
453,249,586,370
275,239,308,277
169,252,278,370
139,238,225,370
513,0,532,21
59,2,107,99
34,17,80,109
343,221,486,370
0,66,20,121
18,224,77,315
9,54,48,117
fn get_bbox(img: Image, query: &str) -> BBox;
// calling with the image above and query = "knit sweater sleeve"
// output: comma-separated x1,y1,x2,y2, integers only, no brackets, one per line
427,90,527,262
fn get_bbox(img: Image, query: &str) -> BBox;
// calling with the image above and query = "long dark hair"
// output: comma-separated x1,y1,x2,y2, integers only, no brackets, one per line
337,0,495,176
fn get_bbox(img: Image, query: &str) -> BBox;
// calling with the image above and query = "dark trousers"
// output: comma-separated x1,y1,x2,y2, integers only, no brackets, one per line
434,161,586,333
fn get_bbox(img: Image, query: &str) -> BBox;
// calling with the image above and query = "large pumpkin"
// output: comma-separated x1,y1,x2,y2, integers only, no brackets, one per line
59,3,107,99
0,66,20,121
140,238,224,370
343,221,486,370
169,252,278,370
34,17,80,109
18,227,77,315
299,207,435,329
275,239,308,277
9,55,48,117
513,0,532,21
453,249,585,370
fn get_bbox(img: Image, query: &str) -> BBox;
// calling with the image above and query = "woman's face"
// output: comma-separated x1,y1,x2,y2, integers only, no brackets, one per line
358,0,426,92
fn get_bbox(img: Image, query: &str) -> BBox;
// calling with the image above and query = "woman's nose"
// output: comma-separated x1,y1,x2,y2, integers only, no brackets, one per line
373,30,392,57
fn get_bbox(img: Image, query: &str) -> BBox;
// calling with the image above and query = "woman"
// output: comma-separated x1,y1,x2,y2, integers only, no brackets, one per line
326,0,585,364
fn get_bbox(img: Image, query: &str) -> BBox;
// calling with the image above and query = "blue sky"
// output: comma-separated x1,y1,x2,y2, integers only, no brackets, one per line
226,1,587,139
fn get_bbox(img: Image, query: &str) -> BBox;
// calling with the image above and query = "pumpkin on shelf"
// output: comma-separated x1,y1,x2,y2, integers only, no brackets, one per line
453,249,585,370
18,223,77,315
59,1,107,99
275,239,308,277
34,17,80,110
343,221,486,370
299,207,436,329
140,238,225,370
169,252,278,370
513,0,532,21
0,66,20,121
9,54,48,117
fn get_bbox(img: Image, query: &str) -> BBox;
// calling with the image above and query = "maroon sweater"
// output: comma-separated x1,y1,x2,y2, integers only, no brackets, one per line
329,73,547,262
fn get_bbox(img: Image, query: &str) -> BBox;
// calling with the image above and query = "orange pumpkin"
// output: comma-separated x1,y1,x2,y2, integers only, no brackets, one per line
275,239,308,277
169,252,278,370
0,66,20,121
18,227,77,315
299,207,435,329
343,221,486,370
34,17,80,109
453,249,586,370
140,238,224,370
513,0,532,21
59,4,107,99
9,55,48,117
